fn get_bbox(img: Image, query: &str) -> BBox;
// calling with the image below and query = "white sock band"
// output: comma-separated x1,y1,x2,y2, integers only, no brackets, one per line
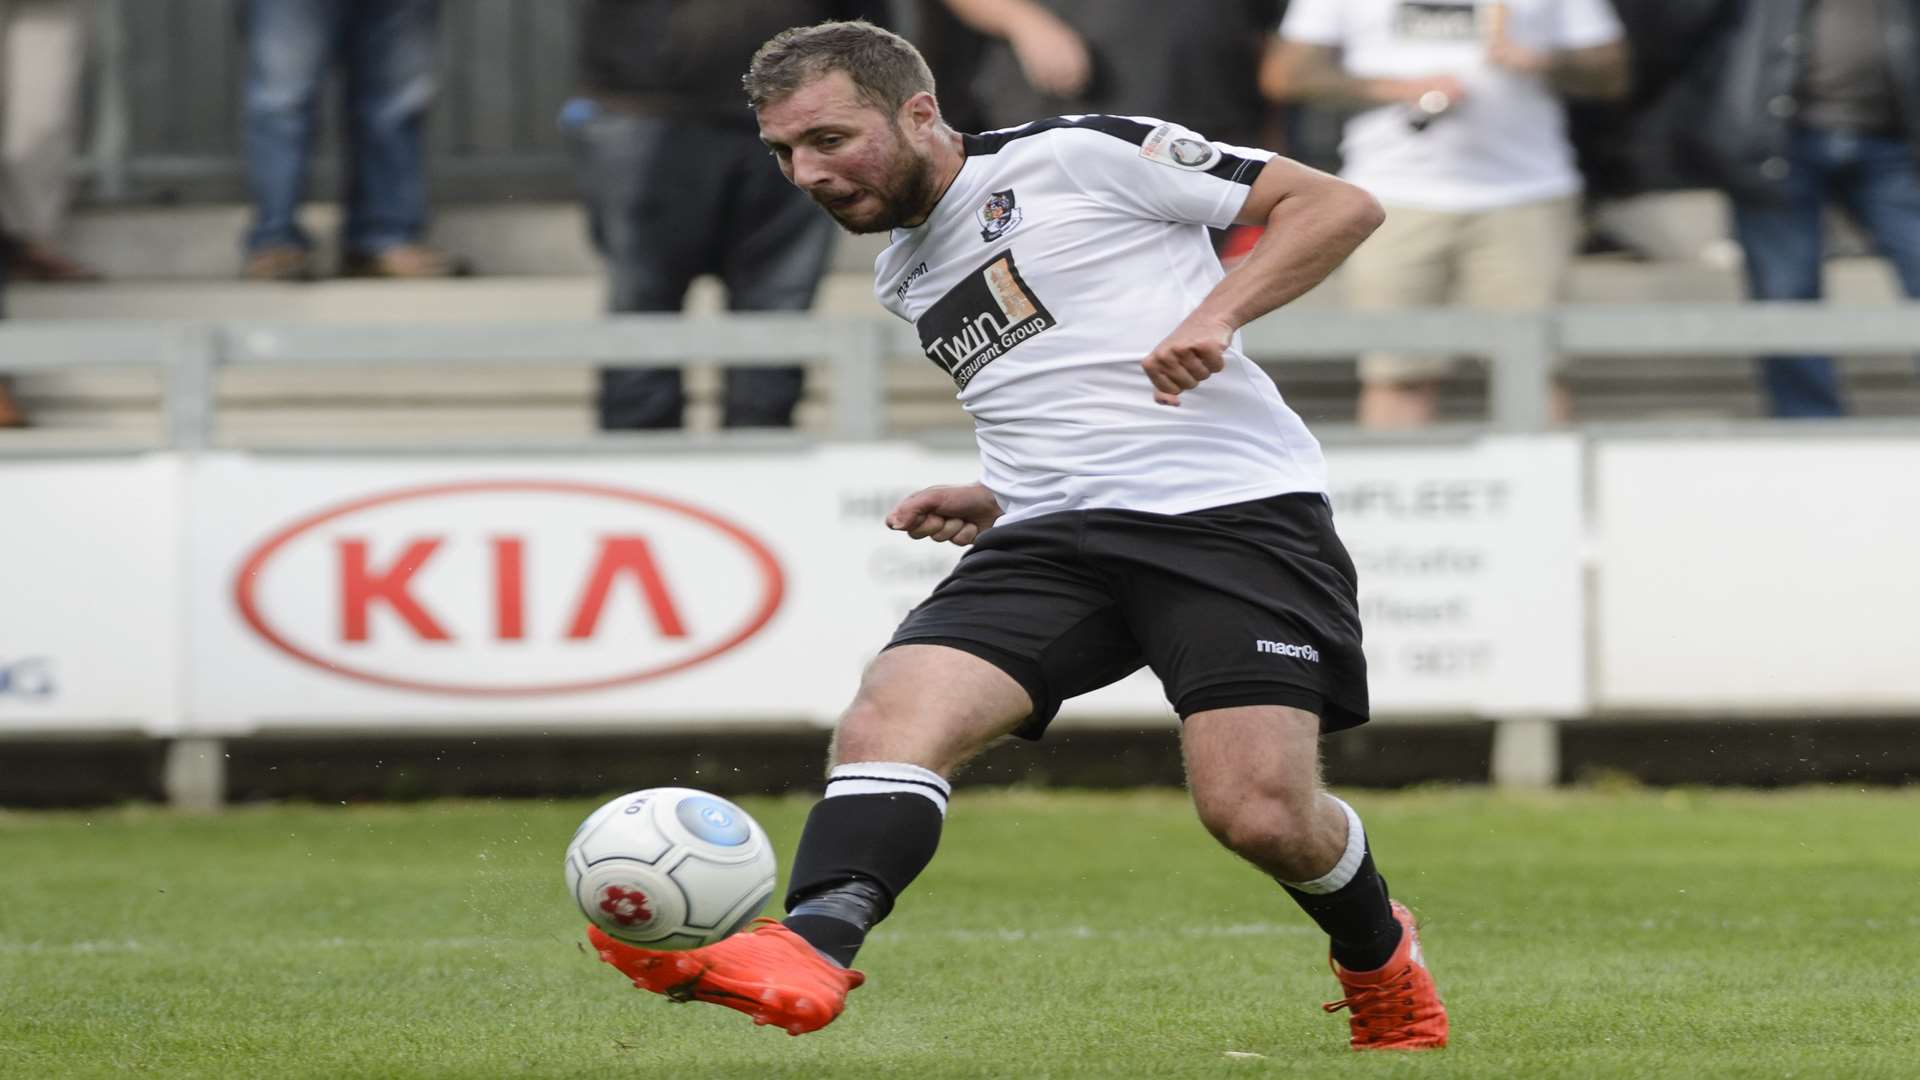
1282,795,1366,895
825,761,952,817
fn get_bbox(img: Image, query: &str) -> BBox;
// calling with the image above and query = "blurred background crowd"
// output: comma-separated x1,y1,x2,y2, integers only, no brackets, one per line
2,0,1917,432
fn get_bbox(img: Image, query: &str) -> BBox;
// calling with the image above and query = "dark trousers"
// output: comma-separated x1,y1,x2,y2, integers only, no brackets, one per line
565,105,835,429
1730,126,1920,417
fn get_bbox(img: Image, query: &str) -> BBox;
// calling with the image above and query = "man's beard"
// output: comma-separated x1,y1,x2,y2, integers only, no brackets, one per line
819,140,936,235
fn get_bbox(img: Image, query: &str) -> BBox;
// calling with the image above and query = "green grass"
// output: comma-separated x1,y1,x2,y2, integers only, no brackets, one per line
2,787,1916,1079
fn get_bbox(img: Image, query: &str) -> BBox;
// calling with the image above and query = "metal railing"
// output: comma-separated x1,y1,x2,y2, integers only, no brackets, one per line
2,303,1919,452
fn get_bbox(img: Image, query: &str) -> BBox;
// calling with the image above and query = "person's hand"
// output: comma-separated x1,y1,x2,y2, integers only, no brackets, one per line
1383,74,1469,105
1486,38,1550,76
885,483,1004,546
1143,315,1234,407
1006,7,1092,97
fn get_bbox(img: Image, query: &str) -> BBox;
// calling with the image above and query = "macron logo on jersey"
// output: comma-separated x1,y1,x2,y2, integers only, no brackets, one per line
1256,639,1321,663
915,251,1056,390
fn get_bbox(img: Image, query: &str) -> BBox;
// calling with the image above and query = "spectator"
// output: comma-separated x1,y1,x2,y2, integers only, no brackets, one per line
943,0,1279,147
1566,0,1729,202
240,0,467,281
1683,0,1920,419
1264,0,1628,429
1,0,101,283
564,1,884,431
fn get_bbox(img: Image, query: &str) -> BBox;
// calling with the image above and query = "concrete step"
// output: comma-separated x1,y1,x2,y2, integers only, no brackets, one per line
57,201,890,281
5,271,895,322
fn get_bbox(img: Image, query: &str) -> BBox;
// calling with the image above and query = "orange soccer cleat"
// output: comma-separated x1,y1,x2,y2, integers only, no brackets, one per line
1322,900,1450,1050
587,918,865,1036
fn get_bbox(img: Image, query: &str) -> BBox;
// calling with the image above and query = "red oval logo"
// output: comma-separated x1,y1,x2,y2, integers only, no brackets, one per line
233,480,784,696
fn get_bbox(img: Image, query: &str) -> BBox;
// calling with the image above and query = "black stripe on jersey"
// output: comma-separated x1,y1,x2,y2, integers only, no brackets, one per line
963,115,1267,186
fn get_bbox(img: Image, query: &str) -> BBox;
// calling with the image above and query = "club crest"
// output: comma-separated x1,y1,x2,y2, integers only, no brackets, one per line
977,188,1023,242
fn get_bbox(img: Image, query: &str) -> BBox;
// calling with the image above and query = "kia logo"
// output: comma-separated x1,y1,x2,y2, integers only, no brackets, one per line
233,480,784,696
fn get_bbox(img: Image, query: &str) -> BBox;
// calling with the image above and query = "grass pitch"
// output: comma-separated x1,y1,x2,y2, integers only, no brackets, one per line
2,786,1916,1079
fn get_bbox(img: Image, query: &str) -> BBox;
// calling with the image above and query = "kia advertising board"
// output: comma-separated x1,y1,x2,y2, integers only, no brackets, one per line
0,456,182,733
187,439,1584,733
187,450,971,732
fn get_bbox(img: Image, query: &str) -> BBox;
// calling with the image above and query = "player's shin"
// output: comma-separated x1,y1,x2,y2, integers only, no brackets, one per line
781,762,949,966
1278,795,1404,972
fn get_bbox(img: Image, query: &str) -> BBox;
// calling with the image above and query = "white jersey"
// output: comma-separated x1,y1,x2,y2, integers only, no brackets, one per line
874,114,1327,527
1279,0,1623,212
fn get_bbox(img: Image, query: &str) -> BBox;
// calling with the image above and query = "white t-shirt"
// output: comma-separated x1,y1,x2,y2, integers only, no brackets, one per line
874,115,1327,527
1279,0,1623,211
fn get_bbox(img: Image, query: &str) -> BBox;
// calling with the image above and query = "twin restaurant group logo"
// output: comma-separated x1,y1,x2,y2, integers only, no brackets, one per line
233,480,785,696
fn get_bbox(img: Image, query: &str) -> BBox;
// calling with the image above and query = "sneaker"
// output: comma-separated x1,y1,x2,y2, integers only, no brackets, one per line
1322,900,1449,1050
242,245,313,282
588,918,864,1036
339,244,472,279
11,240,103,282
0,381,25,428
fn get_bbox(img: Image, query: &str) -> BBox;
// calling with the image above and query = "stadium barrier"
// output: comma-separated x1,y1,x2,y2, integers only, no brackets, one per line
3,306,1919,806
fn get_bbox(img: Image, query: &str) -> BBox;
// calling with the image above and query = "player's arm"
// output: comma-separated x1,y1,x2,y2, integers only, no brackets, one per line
1142,157,1383,406
1259,40,1467,110
885,483,1003,546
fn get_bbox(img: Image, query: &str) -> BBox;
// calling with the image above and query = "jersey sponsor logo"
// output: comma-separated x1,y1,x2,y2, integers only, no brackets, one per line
976,188,1024,242
894,260,928,302
1139,123,1221,171
915,251,1056,389
1394,1,1479,42
1255,639,1321,662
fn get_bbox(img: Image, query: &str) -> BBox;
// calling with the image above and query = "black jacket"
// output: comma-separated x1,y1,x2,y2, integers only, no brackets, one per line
577,0,890,126
1685,0,1920,203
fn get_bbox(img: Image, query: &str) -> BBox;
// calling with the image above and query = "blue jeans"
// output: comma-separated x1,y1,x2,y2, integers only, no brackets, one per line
242,0,439,255
564,103,834,429
1730,127,1920,417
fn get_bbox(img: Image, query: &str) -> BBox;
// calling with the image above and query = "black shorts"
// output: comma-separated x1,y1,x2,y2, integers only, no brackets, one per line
886,492,1368,739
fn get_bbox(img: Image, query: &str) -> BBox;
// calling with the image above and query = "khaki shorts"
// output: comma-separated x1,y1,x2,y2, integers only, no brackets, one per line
1344,196,1579,382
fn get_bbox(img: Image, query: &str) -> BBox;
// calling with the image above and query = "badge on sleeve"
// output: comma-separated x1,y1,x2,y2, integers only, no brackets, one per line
1139,123,1220,172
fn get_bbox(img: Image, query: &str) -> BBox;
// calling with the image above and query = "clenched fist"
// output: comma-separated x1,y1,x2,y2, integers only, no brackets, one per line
884,482,1004,547
1142,315,1234,406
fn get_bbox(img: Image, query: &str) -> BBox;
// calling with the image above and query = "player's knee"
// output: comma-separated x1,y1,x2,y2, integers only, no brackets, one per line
828,693,902,766
1196,792,1320,868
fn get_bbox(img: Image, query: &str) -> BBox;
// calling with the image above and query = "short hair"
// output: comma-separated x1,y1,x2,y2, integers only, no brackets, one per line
744,20,936,116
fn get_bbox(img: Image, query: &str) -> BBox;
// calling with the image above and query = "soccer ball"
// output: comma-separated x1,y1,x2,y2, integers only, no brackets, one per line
564,787,777,950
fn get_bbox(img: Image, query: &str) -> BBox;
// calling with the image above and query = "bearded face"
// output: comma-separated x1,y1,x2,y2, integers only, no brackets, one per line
757,72,947,235
808,120,938,235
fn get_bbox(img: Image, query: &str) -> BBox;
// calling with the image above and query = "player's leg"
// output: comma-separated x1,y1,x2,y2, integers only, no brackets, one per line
779,642,1032,966
1098,494,1444,1047
593,511,1137,1032
774,512,1139,972
1182,704,1446,1050
590,643,1031,1035
1181,705,1397,968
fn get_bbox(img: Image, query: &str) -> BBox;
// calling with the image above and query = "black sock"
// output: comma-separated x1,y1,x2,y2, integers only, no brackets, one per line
1282,844,1404,972
781,767,948,966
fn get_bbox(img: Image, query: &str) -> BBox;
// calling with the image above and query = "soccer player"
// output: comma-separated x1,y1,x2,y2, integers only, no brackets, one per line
588,20,1449,1051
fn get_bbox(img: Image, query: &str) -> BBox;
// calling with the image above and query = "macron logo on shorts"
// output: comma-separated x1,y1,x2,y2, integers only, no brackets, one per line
1255,640,1320,663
